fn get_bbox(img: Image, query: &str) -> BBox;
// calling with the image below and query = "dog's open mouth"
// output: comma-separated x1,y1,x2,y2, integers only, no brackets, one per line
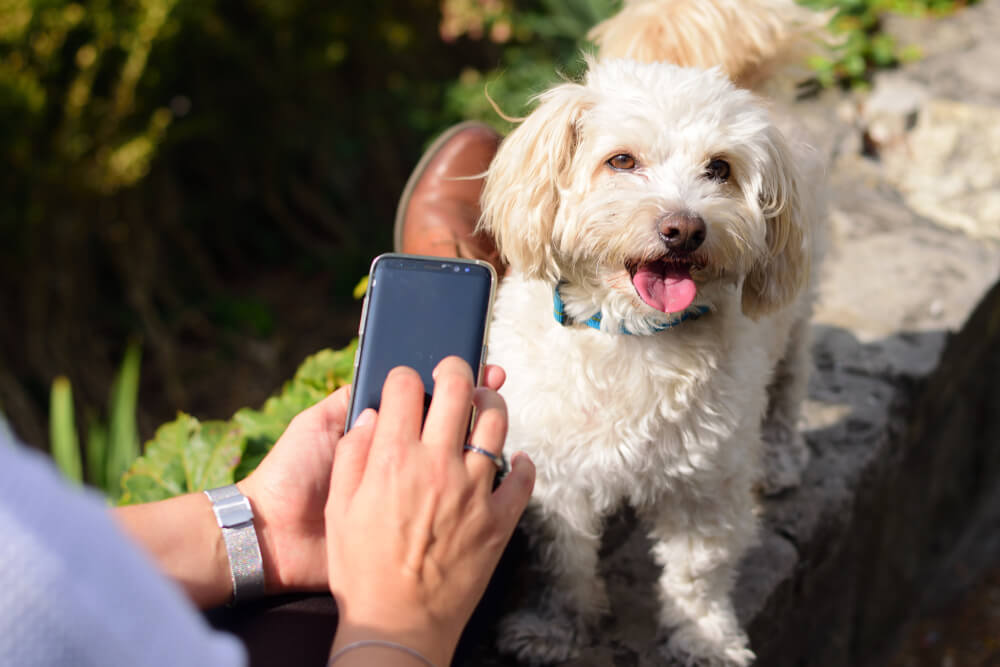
628,257,700,313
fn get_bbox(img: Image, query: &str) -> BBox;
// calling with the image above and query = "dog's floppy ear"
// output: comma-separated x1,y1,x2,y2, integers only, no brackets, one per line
479,83,592,282
741,127,813,319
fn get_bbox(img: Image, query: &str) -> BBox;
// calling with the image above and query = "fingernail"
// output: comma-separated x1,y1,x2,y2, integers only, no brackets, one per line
354,409,376,428
511,451,533,468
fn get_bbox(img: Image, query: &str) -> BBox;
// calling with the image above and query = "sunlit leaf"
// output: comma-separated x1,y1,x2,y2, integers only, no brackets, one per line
105,341,141,500
119,413,245,503
119,341,359,502
292,342,357,393
119,413,201,504
181,420,245,491
49,377,82,484
353,275,368,299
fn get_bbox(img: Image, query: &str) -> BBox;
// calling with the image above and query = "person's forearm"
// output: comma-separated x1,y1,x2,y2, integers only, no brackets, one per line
113,491,233,608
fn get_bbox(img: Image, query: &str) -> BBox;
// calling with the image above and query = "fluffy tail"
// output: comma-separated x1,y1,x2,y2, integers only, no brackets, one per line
588,0,831,91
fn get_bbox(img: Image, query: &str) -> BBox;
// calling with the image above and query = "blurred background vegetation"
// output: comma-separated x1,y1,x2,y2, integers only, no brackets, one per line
0,0,975,480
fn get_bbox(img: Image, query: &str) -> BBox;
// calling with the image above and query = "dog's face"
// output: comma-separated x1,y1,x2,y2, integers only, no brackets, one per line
481,59,811,323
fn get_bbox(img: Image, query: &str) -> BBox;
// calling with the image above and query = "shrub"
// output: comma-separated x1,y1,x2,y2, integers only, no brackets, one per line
118,342,356,503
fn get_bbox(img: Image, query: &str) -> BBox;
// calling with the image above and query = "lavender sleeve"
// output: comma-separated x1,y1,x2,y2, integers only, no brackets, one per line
0,424,246,667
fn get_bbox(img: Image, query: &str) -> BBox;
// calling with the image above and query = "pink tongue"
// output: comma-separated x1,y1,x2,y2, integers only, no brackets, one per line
631,263,697,313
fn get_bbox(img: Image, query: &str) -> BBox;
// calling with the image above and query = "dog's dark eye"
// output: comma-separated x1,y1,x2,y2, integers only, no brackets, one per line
705,158,730,182
607,154,637,171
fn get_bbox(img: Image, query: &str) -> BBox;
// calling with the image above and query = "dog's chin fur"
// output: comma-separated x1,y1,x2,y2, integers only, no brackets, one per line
479,4,827,665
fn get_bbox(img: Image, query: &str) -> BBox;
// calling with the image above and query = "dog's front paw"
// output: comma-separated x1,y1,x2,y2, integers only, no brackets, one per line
497,607,588,666
658,624,755,667
759,422,810,496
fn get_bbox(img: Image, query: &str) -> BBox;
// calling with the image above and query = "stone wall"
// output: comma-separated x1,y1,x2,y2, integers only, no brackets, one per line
752,282,1000,666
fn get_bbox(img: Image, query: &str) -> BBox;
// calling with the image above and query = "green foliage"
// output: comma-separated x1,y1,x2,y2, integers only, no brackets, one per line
800,0,974,88
0,0,178,194
442,0,977,121
118,341,357,504
1,0,488,443
444,0,619,129
49,377,82,484
47,340,142,498
353,275,369,300
104,341,141,496
119,415,244,502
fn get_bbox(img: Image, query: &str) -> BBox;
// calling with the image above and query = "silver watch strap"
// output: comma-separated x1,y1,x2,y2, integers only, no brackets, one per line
204,484,266,603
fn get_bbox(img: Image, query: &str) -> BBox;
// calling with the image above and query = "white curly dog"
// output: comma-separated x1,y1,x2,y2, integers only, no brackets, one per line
480,1,829,664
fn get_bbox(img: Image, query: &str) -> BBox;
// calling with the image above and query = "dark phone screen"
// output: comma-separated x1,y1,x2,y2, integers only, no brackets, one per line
347,256,493,430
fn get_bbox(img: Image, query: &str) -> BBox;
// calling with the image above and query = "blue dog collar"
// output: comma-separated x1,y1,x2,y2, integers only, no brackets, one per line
552,283,709,335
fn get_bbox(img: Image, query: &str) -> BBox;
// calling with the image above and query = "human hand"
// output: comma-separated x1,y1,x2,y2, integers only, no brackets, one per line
325,356,534,667
235,385,350,595
240,363,511,597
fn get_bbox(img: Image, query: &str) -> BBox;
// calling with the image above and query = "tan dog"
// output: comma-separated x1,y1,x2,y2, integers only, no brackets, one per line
480,1,829,664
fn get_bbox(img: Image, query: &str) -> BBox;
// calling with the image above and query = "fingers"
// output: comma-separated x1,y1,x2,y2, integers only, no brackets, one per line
325,384,352,427
358,358,513,497
329,409,377,505
370,366,425,453
491,452,535,534
242,384,352,499
465,386,507,481
319,385,352,444
482,364,506,391
286,384,352,439
421,356,476,454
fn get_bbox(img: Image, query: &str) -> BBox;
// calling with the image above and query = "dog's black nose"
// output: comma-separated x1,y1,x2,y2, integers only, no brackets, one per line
657,212,706,252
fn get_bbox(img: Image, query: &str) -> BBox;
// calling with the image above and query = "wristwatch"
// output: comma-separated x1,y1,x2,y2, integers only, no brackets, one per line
204,484,266,603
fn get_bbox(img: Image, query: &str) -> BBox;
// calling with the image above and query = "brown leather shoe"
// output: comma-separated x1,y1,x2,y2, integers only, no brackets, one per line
394,121,505,276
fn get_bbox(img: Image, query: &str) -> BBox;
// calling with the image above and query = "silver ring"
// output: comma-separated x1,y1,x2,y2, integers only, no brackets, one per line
463,444,508,475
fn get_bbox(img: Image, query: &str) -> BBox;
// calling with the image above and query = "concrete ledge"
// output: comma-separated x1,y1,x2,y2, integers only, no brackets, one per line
751,279,1000,666
462,281,1000,667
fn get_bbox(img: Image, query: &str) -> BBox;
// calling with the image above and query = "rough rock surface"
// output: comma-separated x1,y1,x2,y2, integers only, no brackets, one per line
465,1,1000,664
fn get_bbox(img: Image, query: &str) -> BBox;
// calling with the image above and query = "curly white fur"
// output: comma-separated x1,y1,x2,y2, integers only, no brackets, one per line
479,2,828,665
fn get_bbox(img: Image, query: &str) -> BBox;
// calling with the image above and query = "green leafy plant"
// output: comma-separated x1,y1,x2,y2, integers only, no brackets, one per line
1,0,469,447
117,274,367,503
443,0,620,130
118,341,357,505
443,0,976,120
48,341,142,499
49,377,82,485
800,0,975,88
47,271,361,503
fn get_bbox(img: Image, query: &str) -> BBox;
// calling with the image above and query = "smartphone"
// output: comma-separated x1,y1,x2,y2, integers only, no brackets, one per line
345,253,497,430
